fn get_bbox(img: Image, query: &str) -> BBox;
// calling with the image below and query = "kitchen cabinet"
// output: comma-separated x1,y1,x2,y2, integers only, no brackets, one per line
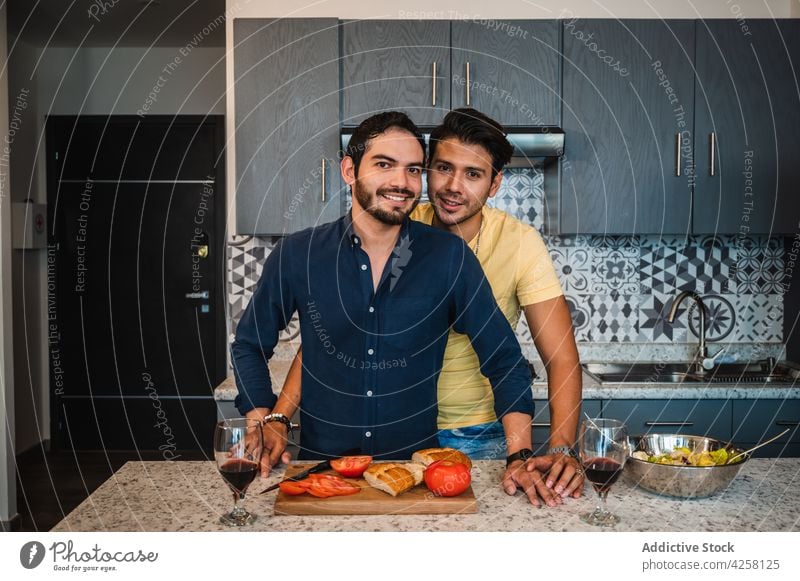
560,20,695,234
342,20,560,127
732,399,800,458
693,20,800,234
450,20,559,125
602,400,732,441
532,399,600,454
234,18,342,235
341,20,451,126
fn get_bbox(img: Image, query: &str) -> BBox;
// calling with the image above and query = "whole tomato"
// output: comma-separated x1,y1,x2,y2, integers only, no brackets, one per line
424,460,471,497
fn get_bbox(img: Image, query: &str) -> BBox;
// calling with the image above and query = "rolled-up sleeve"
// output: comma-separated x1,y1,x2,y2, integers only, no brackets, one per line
448,242,534,419
231,239,296,414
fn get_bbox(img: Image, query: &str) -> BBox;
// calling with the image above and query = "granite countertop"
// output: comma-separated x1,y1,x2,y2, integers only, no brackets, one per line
51,459,799,532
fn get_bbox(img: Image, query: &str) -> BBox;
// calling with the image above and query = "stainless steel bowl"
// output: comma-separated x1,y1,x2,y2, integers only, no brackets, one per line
626,434,749,498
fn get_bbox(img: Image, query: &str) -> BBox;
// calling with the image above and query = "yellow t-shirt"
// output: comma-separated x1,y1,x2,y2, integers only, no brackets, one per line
410,203,564,429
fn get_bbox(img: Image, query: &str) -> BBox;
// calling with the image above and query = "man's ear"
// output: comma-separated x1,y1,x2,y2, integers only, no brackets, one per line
487,170,503,199
341,156,356,186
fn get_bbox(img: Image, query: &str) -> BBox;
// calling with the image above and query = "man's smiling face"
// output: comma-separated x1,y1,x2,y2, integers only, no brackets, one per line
347,128,424,226
427,137,502,226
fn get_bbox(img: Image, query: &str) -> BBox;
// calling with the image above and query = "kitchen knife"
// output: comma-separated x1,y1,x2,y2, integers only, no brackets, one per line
259,447,362,494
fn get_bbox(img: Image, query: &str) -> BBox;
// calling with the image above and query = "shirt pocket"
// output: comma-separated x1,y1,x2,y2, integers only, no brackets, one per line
380,297,438,350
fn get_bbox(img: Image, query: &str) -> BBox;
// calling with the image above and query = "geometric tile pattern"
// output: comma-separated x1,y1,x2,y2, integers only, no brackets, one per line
226,168,787,346
487,167,545,231
588,294,638,342
687,295,736,342
735,294,783,342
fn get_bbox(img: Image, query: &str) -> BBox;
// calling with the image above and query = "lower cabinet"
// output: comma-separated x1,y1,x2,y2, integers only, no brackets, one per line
601,400,732,441
532,399,601,455
732,400,800,458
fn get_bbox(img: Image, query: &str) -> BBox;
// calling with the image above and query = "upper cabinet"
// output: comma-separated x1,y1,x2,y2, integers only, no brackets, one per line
560,20,695,235
341,20,451,126
342,20,560,127
450,20,560,125
694,20,800,234
234,19,343,235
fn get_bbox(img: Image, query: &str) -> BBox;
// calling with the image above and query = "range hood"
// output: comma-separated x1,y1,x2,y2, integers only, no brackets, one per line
340,126,565,167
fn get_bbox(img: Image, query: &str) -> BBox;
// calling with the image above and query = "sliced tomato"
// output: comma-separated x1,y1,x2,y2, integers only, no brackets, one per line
278,480,310,495
307,481,336,498
330,455,373,478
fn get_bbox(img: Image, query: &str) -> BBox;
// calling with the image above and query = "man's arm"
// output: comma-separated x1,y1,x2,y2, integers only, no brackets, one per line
525,296,584,498
231,239,296,416
259,347,303,475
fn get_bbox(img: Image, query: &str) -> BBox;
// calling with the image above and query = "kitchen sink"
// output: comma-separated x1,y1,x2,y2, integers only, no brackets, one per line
582,360,799,385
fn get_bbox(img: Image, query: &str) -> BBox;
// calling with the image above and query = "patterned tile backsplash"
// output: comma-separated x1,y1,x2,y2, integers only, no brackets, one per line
228,167,786,347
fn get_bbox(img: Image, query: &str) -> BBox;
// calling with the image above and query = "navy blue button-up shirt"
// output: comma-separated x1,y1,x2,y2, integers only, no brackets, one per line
232,213,533,460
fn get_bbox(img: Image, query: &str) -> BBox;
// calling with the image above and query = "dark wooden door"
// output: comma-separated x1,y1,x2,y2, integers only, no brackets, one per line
47,116,225,451
341,20,451,126
561,19,695,234
234,18,342,235
694,20,800,234
451,20,560,126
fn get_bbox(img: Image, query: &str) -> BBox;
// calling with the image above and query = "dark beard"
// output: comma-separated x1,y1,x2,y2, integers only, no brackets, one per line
353,184,417,226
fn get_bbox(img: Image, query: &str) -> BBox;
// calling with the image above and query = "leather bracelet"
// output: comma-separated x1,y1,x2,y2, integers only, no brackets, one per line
262,413,298,437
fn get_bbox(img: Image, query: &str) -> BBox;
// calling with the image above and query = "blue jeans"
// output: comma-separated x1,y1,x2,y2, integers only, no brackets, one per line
437,421,507,460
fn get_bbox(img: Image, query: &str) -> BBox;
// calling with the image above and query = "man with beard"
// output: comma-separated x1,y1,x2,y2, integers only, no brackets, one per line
233,112,543,502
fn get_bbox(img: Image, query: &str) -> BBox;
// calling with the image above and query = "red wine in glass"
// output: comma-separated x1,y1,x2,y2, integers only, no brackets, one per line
583,457,623,494
220,458,259,495
214,418,263,526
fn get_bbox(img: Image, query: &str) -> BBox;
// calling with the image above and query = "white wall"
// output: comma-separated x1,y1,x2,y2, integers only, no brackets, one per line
223,0,795,232
7,42,226,454
1,2,19,527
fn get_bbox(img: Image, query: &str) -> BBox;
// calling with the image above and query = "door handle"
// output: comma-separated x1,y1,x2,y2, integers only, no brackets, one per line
466,62,471,106
709,132,716,176
644,421,694,427
185,291,209,299
432,62,437,106
675,133,681,176
321,158,326,202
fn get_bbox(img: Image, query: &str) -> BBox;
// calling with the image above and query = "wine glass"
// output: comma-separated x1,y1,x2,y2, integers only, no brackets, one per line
214,418,263,526
579,418,629,527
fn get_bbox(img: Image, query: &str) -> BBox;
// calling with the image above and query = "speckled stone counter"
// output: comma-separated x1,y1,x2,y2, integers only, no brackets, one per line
51,459,799,532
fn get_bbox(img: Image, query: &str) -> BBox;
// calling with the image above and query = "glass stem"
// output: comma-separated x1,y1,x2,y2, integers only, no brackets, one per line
599,489,609,514
232,491,246,515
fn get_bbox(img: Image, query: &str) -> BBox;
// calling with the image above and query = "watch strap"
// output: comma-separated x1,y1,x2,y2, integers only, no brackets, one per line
547,445,578,460
506,448,535,467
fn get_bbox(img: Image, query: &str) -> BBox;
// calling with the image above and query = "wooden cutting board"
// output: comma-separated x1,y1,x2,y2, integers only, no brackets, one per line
273,463,478,515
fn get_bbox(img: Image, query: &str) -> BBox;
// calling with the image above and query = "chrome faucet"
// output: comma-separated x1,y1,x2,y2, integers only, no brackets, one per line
666,291,726,372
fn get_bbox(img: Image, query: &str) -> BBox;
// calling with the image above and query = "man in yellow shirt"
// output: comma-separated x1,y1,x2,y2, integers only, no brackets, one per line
262,109,584,506
411,109,583,501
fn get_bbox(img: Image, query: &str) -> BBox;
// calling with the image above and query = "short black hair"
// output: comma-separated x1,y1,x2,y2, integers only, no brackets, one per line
429,108,513,179
345,111,426,176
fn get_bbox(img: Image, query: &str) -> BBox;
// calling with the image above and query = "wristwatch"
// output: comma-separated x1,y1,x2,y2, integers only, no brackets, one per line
506,448,535,467
547,445,579,460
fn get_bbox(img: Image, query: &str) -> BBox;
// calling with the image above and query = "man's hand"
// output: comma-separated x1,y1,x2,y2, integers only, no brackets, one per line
259,422,292,477
501,457,565,507
539,452,584,499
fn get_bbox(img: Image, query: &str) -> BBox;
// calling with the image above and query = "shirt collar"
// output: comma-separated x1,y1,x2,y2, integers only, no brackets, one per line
340,210,413,251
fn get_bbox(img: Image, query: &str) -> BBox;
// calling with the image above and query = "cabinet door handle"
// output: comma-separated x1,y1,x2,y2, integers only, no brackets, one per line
432,62,437,106
531,422,551,428
776,421,800,427
675,133,681,176
644,421,694,427
466,62,471,106
320,158,326,202
709,132,716,176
